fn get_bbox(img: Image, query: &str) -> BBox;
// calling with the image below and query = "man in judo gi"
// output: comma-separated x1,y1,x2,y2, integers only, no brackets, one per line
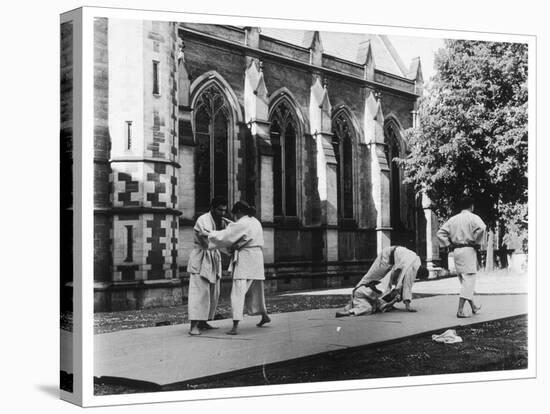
335,246,429,317
207,201,270,335
437,196,487,318
187,196,228,336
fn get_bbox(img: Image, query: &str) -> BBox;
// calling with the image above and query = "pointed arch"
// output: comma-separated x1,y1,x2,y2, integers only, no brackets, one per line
268,89,306,218
332,104,363,143
331,106,360,222
268,87,308,135
383,113,408,154
189,71,242,214
190,70,243,124
383,114,415,243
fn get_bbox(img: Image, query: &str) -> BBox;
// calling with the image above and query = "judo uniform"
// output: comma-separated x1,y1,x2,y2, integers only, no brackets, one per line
208,216,267,321
437,210,486,300
187,212,224,321
346,246,421,315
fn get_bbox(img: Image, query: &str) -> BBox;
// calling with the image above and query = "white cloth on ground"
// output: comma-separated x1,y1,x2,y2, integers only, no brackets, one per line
188,273,220,321
432,329,463,344
231,279,267,321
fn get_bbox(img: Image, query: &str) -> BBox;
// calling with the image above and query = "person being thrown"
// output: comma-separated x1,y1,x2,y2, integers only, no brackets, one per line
335,246,429,317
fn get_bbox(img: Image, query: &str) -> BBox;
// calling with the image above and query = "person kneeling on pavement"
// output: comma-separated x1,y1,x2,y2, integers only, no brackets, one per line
335,246,429,317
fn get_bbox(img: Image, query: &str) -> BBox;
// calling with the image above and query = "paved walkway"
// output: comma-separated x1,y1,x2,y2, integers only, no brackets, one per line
283,270,528,297
93,293,527,386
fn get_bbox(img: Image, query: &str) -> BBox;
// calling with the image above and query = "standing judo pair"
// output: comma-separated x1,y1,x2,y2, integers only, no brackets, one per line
187,197,270,336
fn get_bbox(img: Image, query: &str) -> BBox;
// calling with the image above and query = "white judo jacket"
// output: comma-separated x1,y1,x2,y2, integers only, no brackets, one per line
187,212,224,283
208,215,265,281
437,209,486,274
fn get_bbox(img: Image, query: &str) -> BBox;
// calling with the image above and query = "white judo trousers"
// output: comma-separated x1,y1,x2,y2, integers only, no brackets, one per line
188,274,220,320
208,215,267,321
437,210,486,300
230,280,268,321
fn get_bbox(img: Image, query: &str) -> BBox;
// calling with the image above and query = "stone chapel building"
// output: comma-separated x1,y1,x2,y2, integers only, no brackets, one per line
91,19,440,311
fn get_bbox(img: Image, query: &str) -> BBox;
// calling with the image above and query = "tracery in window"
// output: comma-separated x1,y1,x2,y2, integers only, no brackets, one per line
194,85,230,214
332,111,354,220
270,100,297,217
385,125,402,229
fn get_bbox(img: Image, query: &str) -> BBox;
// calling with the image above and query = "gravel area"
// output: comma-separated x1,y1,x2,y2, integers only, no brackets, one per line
92,293,354,334
59,292,436,335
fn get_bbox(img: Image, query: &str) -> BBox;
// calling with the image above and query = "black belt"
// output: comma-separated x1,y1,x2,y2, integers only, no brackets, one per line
388,246,398,265
451,243,478,250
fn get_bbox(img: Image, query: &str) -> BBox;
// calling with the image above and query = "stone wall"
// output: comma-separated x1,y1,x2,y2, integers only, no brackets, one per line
93,22,425,311
94,20,182,311
93,17,111,283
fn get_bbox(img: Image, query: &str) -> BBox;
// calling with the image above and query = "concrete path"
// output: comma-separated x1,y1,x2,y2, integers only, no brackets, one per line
94,293,527,386
283,270,529,297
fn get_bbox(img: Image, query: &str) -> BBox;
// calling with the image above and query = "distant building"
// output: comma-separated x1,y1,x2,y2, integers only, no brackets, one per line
84,19,439,311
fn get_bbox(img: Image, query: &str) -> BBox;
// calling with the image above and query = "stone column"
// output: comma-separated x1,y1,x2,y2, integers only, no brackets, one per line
407,56,424,96
243,50,274,264
175,33,196,270
108,20,180,301
309,75,338,262
365,91,391,253
421,192,440,276
357,39,375,81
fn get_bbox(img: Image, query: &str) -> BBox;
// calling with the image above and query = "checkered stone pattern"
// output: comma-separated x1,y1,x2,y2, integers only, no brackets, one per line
112,213,178,282
143,163,177,209
144,213,178,280
111,163,142,207
112,215,147,282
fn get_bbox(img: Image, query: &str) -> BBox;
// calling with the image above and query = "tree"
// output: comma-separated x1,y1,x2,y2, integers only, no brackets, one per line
399,39,528,247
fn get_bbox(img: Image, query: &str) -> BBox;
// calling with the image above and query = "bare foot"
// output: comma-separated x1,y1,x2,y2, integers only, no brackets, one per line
226,329,238,335
406,307,417,312
472,305,482,314
456,311,469,318
257,315,271,327
189,327,201,336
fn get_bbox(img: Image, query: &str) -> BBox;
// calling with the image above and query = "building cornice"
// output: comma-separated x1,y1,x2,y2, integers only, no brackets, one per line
178,25,419,99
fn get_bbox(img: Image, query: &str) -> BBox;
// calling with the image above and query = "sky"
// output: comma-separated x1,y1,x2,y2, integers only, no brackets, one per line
258,26,447,86
388,35,446,84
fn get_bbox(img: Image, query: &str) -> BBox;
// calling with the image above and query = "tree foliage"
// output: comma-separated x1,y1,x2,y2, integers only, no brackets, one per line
399,39,528,237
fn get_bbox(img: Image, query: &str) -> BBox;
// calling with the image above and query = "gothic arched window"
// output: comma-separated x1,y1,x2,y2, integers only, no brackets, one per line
194,85,230,214
332,112,354,220
385,125,402,229
270,100,297,217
